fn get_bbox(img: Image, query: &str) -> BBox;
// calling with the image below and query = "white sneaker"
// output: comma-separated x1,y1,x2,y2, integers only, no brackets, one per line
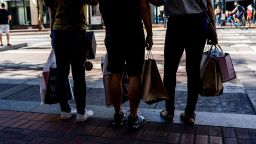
60,108,77,119
76,110,94,122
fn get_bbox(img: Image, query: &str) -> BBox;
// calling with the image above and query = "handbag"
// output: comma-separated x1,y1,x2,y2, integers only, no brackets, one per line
101,54,128,106
200,46,224,96
141,51,169,104
85,31,97,59
40,50,73,104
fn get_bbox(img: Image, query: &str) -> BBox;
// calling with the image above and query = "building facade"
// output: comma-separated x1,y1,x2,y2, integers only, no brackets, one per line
0,0,254,28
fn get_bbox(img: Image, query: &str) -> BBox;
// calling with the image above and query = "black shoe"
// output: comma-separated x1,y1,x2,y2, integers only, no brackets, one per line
112,112,125,128
0,44,3,46
127,115,146,130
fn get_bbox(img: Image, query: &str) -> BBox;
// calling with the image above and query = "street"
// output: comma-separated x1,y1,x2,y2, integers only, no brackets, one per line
0,28,256,127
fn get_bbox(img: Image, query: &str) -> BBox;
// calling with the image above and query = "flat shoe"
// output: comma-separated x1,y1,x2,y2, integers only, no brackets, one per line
160,110,174,121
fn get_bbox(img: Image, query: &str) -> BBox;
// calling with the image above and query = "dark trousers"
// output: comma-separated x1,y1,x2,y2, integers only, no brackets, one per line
52,30,86,115
163,14,207,115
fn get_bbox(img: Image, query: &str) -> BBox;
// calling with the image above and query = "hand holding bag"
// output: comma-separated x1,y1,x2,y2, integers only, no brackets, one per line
141,51,169,104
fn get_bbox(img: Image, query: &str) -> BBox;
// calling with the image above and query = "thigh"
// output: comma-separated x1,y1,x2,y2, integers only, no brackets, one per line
105,35,125,74
125,36,145,76
4,25,10,34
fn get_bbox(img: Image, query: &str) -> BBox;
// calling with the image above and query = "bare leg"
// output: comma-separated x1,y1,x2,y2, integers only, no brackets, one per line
109,74,123,114
6,34,10,45
128,75,141,118
0,34,2,45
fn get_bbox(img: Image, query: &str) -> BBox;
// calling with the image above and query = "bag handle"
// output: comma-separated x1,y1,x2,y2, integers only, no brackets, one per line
146,50,154,60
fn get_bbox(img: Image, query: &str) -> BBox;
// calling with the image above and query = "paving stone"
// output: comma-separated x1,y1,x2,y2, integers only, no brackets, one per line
249,129,256,139
167,133,181,144
237,139,253,144
196,125,209,135
9,119,29,128
210,136,223,144
209,126,222,136
195,135,208,144
223,128,236,138
236,128,250,139
224,138,238,144
180,134,194,144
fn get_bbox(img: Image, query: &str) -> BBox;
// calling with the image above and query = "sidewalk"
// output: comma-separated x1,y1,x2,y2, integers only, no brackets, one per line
0,110,256,144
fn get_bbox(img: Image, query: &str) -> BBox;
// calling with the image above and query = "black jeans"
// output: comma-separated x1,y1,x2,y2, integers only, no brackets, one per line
163,14,207,116
52,30,87,115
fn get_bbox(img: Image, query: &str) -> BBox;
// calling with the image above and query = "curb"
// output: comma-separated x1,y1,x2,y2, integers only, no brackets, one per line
0,43,28,52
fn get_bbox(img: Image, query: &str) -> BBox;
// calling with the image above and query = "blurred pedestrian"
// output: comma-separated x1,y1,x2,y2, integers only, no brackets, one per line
50,0,98,122
230,1,245,26
215,5,222,28
156,0,218,125
247,4,253,25
99,0,153,129
0,3,11,46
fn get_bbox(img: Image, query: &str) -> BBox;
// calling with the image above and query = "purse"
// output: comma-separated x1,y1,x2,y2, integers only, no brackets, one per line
85,31,97,59
141,51,169,104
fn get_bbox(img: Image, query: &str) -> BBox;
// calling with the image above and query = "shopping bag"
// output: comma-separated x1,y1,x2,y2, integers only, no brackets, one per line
101,54,128,106
40,50,73,104
200,53,223,96
201,44,236,83
84,31,97,59
141,51,169,104
217,52,236,83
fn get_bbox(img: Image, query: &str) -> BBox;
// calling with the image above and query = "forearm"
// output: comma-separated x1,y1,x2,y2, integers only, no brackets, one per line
207,0,216,29
140,0,153,37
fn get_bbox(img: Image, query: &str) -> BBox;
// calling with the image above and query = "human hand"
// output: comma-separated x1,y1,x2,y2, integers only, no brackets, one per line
145,35,153,50
207,31,218,45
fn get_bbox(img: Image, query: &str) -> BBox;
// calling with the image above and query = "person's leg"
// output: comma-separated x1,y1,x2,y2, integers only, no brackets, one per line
5,25,10,45
182,15,207,124
105,35,125,126
162,17,184,118
51,30,71,116
127,75,141,118
126,30,146,129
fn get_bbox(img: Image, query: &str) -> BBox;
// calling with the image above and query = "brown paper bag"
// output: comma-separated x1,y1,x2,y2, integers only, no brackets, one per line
141,52,169,104
200,55,223,96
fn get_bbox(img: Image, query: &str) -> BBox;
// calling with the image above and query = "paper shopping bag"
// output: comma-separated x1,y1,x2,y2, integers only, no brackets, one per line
217,53,236,82
200,55,223,96
141,52,169,104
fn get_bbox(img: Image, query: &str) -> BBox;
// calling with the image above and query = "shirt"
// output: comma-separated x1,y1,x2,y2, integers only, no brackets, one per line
53,0,88,30
0,9,10,24
164,0,207,16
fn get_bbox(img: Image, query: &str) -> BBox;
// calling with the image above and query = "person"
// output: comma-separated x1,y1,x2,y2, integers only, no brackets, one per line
99,0,153,129
214,5,222,28
0,3,11,46
49,0,98,122
154,0,218,125
246,4,253,26
230,1,245,26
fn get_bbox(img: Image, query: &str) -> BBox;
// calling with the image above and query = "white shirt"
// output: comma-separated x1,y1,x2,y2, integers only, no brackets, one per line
164,0,207,15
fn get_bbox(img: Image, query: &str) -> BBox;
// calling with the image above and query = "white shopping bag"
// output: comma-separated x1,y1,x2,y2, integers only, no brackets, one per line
40,50,73,104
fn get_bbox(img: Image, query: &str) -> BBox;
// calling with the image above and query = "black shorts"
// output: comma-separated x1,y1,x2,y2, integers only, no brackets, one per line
104,33,145,76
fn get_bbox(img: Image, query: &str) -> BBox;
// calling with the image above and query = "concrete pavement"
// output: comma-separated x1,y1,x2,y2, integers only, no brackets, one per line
1,28,256,143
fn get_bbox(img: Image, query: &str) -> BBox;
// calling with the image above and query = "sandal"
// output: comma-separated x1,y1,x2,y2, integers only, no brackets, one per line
160,110,174,121
180,112,195,125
